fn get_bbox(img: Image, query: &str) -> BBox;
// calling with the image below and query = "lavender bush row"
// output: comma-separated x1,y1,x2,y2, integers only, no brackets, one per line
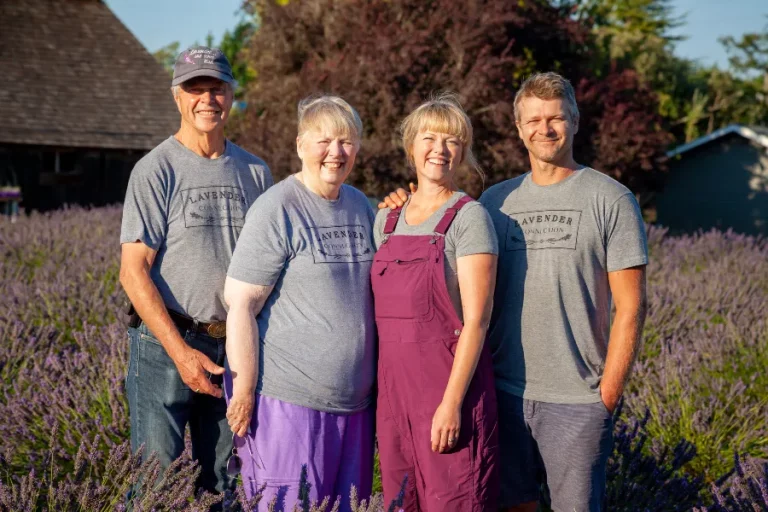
1,208,767,510
0,324,129,476
0,206,123,340
5,408,764,511
0,424,392,511
626,227,768,481
698,454,768,511
0,423,220,512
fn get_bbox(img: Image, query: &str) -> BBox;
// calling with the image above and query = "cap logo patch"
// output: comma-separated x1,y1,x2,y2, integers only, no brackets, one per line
171,46,234,86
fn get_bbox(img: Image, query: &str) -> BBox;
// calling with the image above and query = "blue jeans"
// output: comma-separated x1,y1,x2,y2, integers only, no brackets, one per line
125,322,233,495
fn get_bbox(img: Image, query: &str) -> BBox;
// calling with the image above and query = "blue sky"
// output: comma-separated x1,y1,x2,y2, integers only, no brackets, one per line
106,0,767,70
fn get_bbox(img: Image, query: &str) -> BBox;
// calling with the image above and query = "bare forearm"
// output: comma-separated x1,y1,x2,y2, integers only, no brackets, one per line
223,278,273,401
601,307,646,405
225,303,259,399
120,267,187,361
445,253,497,408
442,321,487,407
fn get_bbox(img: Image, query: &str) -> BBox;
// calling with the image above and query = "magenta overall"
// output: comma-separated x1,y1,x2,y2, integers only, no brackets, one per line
372,196,499,511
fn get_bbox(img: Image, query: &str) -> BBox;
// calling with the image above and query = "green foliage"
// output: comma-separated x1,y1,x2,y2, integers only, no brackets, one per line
720,18,768,76
154,18,257,101
152,41,180,77
625,229,768,482
574,0,768,147
576,0,683,67
372,453,382,495
220,19,258,98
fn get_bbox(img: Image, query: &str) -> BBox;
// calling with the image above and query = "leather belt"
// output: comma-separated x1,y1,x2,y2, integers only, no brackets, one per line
167,309,227,339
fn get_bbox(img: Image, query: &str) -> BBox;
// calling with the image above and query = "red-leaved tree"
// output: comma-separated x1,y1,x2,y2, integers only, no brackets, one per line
231,0,670,199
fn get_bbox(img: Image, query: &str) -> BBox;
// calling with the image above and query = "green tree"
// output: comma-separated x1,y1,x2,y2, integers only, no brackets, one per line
152,41,180,77
573,0,683,75
571,0,696,140
720,18,768,108
152,17,258,101
574,1,768,146
220,19,258,99
721,18,768,76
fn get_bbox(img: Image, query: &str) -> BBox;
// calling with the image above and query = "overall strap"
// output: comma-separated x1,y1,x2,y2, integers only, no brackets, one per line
434,195,473,235
383,207,403,234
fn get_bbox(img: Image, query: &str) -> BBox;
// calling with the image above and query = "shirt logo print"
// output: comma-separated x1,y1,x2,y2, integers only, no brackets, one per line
505,210,582,251
181,186,248,228
308,225,374,263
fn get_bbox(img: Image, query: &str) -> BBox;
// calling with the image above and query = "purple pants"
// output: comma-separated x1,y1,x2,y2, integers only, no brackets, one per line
224,382,374,512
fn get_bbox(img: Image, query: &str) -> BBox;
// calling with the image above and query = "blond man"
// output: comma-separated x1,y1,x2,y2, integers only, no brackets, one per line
480,72,648,511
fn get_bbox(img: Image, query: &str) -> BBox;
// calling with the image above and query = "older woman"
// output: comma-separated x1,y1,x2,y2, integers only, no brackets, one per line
224,96,376,511
372,94,499,511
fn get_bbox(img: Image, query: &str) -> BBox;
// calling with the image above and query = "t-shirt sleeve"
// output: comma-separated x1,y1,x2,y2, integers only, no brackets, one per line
451,202,499,258
119,161,168,250
258,162,275,191
228,196,290,286
605,193,648,272
372,208,389,250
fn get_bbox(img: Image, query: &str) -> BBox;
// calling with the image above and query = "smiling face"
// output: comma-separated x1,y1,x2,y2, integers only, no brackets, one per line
411,130,464,185
516,96,578,166
174,76,233,134
296,124,359,189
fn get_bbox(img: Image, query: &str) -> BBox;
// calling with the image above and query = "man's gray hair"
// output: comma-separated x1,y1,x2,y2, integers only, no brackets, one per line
513,72,579,123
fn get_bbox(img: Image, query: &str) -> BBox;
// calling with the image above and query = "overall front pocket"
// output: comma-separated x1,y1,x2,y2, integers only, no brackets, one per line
371,257,434,320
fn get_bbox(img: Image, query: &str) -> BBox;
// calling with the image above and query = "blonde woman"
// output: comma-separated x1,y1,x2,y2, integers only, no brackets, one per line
224,96,376,511
372,94,499,511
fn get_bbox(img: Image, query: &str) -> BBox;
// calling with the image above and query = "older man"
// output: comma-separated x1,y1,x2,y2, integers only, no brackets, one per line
382,73,647,511
119,47,272,496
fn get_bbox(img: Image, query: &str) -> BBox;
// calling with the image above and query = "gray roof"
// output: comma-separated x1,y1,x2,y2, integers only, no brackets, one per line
0,0,178,150
667,124,768,158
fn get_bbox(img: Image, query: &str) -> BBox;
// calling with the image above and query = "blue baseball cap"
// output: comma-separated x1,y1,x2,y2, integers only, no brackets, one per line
171,46,234,86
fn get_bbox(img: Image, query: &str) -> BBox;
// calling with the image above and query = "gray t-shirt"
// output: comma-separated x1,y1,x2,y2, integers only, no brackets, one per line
480,167,648,404
228,175,376,414
120,136,273,322
373,192,498,321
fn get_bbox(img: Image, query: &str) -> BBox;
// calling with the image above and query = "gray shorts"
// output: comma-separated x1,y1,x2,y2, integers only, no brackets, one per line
497,390,613,511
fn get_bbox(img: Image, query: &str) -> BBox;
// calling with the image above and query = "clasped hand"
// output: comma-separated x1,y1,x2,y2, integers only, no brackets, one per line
227,393,254,437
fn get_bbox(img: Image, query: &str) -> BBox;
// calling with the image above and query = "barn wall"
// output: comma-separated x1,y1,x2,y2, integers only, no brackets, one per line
656,136,768,235
0,144,144,212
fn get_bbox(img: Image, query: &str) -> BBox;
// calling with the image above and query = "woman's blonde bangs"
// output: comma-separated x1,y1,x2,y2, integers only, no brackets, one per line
404,104,471,147
401,94,477,171
297,96,363,143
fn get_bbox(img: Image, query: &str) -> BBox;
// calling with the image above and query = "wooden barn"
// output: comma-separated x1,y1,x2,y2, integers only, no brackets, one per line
0,0,178,212
656,125,768,236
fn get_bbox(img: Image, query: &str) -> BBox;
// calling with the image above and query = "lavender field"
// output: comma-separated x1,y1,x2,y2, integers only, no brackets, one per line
0,206,766,511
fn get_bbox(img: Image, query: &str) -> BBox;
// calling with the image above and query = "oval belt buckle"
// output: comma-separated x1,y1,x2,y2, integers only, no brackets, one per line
207,321,227,339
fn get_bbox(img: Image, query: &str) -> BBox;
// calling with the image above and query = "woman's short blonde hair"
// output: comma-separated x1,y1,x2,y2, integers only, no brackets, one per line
297,95,363,145
400,93,480,175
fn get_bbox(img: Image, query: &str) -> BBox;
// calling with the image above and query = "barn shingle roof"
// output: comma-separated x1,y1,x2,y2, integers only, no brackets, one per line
0,0,178,150
667,124,768,158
